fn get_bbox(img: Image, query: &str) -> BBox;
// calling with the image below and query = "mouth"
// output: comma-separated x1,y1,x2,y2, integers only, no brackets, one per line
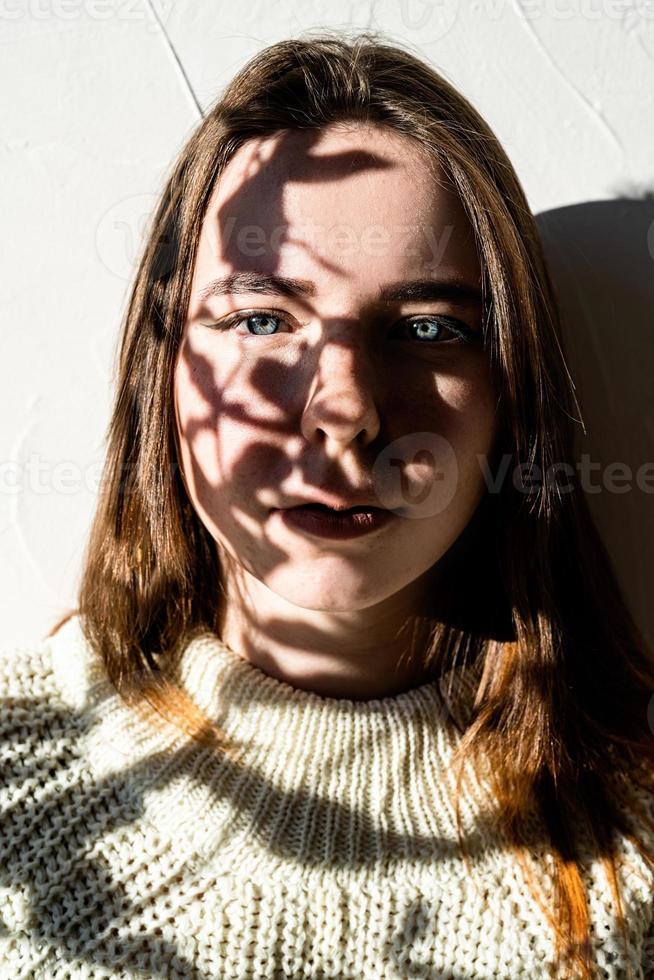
276,502,395,539
288,503,386,514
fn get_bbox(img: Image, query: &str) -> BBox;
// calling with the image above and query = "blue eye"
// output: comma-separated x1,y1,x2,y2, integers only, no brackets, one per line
205,310,285,335
205,309,479,345
397,315,477,345
239,312,281,336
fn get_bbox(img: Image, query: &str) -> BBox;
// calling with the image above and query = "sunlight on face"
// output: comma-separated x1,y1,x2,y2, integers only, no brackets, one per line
173,122,498,612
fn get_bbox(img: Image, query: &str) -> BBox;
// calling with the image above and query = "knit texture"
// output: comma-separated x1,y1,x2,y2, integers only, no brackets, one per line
1,615,653,979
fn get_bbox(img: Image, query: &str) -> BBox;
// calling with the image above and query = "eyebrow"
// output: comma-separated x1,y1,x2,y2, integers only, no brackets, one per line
198,271,483,305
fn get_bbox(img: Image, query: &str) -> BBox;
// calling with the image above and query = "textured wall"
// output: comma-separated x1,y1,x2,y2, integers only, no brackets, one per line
1,1,653,646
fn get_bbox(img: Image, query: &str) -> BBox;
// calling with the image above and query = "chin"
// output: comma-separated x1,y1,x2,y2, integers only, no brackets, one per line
263,568,406,612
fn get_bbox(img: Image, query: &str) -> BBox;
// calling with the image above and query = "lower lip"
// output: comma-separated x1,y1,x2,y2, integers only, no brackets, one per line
276,506,396,540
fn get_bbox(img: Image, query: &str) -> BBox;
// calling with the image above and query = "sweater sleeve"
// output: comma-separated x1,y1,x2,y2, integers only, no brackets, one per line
630,770,654,976
0,637,91,940
612,759,654,977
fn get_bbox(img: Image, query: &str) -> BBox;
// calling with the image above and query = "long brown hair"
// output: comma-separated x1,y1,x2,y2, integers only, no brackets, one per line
49,30,654,978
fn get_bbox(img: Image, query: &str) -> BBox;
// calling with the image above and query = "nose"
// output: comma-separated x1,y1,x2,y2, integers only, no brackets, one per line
300,331,381,449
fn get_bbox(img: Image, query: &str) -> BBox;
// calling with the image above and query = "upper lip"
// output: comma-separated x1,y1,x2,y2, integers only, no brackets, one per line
278,493,386,512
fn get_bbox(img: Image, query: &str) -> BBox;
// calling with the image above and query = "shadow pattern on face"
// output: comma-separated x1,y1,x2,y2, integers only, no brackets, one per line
175,125,502,653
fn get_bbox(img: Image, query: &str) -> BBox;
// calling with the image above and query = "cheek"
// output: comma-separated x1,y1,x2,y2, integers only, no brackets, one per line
390,360,497,510
174,353,235,513
387,358,496,446
440,373,498,513
174,356,290,522
442,373,498,493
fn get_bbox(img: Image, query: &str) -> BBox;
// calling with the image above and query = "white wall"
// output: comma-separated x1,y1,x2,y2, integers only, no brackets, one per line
2,1,653,647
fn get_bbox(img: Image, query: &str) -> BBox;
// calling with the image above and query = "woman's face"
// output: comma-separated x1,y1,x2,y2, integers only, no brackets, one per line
174,122,498,613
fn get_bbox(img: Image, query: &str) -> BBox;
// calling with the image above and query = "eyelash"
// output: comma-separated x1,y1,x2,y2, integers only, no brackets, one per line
203,308,480,346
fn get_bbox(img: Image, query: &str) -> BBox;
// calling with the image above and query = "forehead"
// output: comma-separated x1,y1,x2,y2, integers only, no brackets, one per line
196,123,479,286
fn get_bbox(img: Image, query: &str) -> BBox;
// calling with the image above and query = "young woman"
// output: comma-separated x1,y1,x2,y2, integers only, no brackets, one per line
2,30,653,980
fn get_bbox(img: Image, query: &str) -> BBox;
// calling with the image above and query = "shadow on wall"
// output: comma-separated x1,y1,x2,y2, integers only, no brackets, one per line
537,196,654,653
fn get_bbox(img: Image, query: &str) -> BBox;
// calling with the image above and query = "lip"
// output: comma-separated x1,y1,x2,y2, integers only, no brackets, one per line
275,504,396,540
281,493,383,511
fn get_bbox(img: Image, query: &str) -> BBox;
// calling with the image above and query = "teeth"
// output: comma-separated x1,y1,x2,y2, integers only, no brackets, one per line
301,503,378,513
321,505,371,513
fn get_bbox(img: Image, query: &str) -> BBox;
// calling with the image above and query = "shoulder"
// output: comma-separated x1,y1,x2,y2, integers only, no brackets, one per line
0,632,58,697
599,759,654,964
0,615,103,767
0,617,136,956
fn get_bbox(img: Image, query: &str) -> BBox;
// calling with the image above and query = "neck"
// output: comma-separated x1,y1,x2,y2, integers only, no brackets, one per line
216,556,442,701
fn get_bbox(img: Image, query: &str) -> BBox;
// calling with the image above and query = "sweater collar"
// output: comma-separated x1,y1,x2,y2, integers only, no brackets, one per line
48,614,489,872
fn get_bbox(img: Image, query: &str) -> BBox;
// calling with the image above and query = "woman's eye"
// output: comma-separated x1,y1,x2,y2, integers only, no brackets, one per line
206,310,287,335
204,310,478,345
237,311,284,335
394,315,477,346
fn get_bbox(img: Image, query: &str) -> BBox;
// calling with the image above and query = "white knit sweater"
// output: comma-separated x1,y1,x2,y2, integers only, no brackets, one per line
1,614,653,979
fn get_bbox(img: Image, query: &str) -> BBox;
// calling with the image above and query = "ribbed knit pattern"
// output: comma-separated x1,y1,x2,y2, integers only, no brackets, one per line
1,615,653,979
